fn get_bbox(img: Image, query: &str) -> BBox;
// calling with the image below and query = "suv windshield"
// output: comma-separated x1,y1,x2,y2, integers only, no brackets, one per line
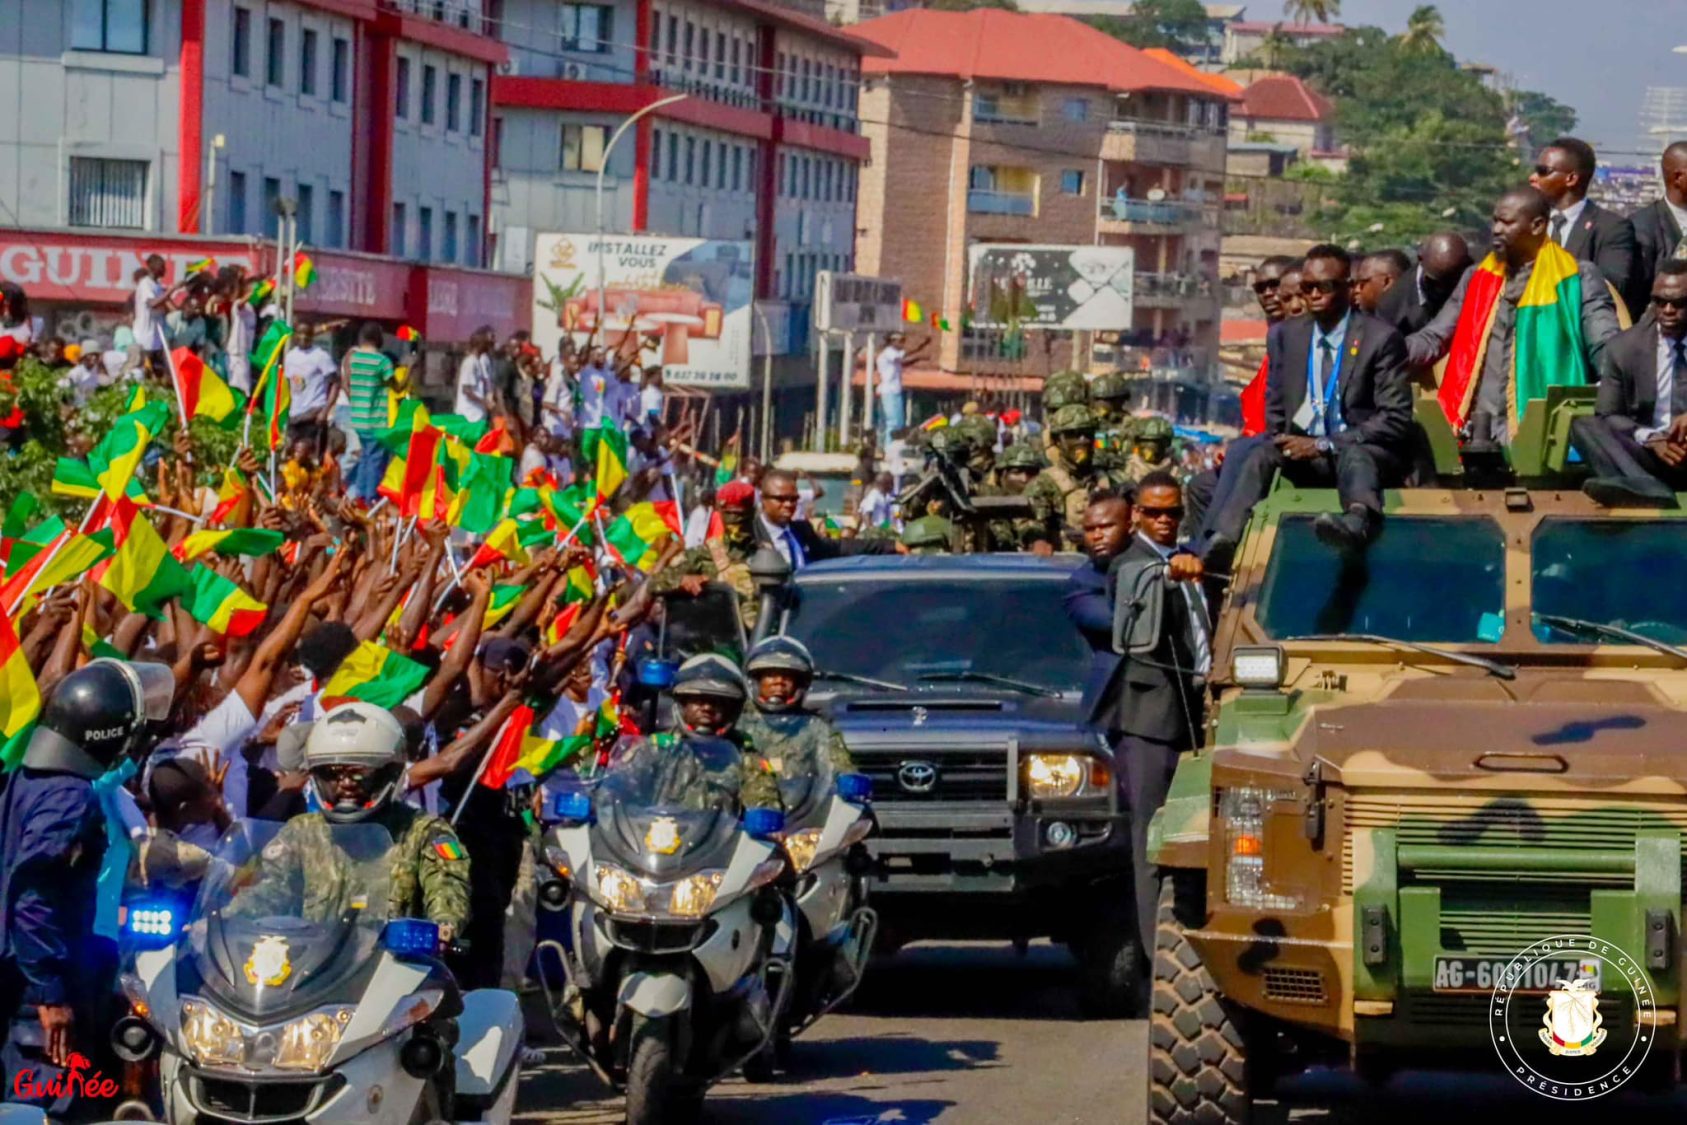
784,575,1092,694
1256,516,1506,643
1532,519,1687,645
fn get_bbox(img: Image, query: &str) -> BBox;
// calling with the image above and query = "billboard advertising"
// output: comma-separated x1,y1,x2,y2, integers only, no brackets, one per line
532,233,753,390
814,271,903,333
966,244,1135,331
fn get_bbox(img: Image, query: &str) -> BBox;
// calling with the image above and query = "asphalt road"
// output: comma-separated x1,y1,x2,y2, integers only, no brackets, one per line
512,941,1146,1125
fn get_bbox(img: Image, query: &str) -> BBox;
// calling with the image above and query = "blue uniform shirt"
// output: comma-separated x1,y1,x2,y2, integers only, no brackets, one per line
0,768,108,1005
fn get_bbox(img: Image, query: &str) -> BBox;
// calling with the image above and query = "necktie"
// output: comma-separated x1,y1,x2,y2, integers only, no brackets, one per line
784,527,806,571
1317,339,1335,436
1672,340,1687,419
1551,214,1567,244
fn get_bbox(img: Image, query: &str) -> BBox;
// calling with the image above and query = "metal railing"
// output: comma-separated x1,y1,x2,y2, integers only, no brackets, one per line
968,189,1037,216
1104,196,1201,224
1107,117,1224,139
1136,272,1214,300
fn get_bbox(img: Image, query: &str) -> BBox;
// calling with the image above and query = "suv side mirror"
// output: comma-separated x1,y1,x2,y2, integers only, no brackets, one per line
1111,558,1166,657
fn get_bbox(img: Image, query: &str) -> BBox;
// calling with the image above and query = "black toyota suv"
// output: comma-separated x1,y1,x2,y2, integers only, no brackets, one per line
774,554,1139,1016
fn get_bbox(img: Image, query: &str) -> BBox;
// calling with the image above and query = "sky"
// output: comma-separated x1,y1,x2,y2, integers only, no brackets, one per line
1311,0,1687,166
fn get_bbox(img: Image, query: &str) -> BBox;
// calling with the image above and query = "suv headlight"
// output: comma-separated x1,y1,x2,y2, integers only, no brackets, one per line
1024,753,1104,799
783,828,825,873
1219,787,1303,910
595,864,647,914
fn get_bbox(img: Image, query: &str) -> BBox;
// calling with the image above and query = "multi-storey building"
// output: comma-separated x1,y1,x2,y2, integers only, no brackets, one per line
851,8,1233,419
488,0,879,387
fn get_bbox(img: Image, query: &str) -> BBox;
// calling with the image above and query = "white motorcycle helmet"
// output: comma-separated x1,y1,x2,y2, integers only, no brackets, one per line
304,702,407,823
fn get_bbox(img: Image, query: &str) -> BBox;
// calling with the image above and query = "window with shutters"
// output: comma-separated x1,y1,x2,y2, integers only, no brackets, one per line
69,157,149,228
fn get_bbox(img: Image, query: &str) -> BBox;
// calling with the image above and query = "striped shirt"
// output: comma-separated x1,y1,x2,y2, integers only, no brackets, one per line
345,347,395,432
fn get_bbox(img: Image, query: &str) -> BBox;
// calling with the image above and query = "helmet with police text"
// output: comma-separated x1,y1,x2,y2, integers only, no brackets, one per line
1091,371,1131,403
305,702,407,823
24,658,176,778
1050,404,1098,436
746,636,816,712
1041,371,1089,413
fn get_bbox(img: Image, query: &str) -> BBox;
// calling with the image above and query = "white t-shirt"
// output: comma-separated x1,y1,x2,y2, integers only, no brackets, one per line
455,353,494,422
540,371,575,439
876,346,907,397
684,504,712,548
858,486,892,529
133,275,166,350
225,303,256,393
606,376,640,427
575,365,611,429
284,344,338,416
519,444,547,482
152,691,258,818
639,384,665,423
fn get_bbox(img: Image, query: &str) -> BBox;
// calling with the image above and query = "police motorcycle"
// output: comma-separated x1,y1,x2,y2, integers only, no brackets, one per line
536,733,793,1125
112,705,523,1124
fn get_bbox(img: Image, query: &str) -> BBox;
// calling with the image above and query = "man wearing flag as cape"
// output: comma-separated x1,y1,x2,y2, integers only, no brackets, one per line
1407,186,1621,444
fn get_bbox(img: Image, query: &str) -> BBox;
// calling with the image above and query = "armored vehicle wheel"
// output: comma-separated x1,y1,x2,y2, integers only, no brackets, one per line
1149,873,1251,1124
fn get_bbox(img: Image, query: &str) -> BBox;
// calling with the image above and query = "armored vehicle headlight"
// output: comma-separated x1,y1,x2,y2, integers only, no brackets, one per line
595,864,648,915
1231,646,1285,689
179,998,244,1067
1025,753,1086,799
784,827,825,873
1219,787,1303,911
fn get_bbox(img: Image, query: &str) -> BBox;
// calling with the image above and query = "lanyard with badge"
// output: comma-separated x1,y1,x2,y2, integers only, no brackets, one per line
1304,329,1346,437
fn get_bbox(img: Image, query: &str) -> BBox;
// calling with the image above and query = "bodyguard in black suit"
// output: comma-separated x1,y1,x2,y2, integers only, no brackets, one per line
753,468,896,567
1571,261,1687,506
1530,137,1639,317
1375,231,1472,338
1627,142,1687,314
1198,244,1414,558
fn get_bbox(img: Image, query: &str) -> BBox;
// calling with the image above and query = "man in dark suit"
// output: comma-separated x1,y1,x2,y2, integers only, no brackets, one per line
1628,141,1687,314
1530,136,1639,318
753,468,896,568
1085,475,1208,955
1198,243,1414,558
1063,493,1134,725
1571,260,1687,506
1376,231,1471,337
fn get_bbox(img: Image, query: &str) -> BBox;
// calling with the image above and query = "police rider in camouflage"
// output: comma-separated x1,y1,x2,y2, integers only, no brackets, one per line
237,702,470,937
1025,405,1130,552
738,637,856,782
669,654,782,810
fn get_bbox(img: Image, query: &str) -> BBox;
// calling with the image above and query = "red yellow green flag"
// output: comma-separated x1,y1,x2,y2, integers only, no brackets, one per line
211,466,252,526
582,422,629,503
468,518,533,569
321,640,430,709
90,396,170,502
0,602,39,770
602,503,674,571
183,564,269,637
94,498,194,618
170,346,238,423
0,528,115,619
172,527,285,562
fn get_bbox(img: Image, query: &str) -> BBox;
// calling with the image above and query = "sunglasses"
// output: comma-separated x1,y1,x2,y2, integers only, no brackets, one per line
1532,164,1564,178
1252,278,1281,294
1138,505,1185,519
1299,279,1344,295
1655,296,1687,312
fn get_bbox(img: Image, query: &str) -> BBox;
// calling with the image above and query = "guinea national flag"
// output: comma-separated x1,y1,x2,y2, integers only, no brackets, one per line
0,602,39,770
183,564,269,637
1239,355,1268,437
483,584,526,629
90,398,170,502
583,421,628,503
322,640,430,709
468,518,532,569
173,527,286,562
94,497,194,618
602,503,675,571
169,346,237,422
0,528,115,619
384,405,443,518
449,451,513,535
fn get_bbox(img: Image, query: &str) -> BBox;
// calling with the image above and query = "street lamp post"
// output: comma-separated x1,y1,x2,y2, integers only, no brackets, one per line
594,94,687,348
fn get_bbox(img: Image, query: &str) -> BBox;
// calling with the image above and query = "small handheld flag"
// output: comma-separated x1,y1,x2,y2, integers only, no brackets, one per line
901,298,923,323
293,251,317,290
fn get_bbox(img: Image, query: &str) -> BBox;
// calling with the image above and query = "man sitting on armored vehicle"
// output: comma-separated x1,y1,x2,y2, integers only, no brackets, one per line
1197,243,1414,559
1572,259,1687,506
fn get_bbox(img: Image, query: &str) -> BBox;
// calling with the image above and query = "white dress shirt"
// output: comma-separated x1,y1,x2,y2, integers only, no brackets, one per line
1550,197,1589,246
759,512,806,570
1639,331,1687,441
1138,534,1211,676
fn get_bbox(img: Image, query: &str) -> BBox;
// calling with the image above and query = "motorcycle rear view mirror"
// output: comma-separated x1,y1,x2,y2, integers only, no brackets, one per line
1112,557,1167,657
382,918,442,959
549,790,594,825
837,773,872,804
743,807,786,840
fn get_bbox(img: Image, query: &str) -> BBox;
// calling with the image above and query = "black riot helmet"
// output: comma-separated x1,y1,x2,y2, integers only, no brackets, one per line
24,659,176,778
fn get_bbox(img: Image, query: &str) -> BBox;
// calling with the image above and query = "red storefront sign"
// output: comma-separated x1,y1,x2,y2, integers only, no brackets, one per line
293,249,411,323
417,266,529,342
0,231,257,301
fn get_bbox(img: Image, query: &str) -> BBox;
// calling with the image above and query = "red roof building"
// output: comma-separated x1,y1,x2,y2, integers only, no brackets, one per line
1230,75,1337,159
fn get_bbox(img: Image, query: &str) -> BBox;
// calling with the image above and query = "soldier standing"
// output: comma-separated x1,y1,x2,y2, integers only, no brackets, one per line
1090,372,1137,471
654,480,759,632
900,515,955,554
738,637,856,778
1039,371,1091,460
1025,405,1129,552
1124,416,1178,487
982,443,1046,551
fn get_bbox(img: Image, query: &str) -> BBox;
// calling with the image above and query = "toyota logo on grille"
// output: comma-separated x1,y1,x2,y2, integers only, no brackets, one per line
897,760,938,794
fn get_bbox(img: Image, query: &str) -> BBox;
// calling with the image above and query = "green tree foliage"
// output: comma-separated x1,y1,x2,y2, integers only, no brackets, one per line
1270,26,1546,243
1283,0,1339,24
1512,90,1579,148
1398,5,1445,54
1084,0,1210,54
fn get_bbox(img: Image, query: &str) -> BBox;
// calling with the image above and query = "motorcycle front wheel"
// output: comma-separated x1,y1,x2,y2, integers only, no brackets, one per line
625,1015,704,1125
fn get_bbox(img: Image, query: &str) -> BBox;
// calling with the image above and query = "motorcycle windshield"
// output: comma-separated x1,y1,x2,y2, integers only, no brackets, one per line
185,819,394,1022
592,736,744,879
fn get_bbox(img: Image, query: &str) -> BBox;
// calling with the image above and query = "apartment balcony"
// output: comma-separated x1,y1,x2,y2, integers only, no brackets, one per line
968,188,1037,217
1097,194,1212,234
1101,118,1196,166
1134,271,1215,308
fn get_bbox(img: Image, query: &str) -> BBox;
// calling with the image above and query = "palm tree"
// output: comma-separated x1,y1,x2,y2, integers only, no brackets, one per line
1282,0,1339,24
1400,5,1445,52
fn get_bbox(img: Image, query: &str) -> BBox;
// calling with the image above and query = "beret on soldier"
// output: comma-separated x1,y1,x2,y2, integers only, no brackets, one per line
717,481,757,508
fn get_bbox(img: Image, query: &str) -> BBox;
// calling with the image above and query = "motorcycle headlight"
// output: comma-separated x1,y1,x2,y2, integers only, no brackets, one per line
1025,753,1086,799
595,864,647,914
272,1008,353,1072
783,827,825,874
668,871,725,918
179,998,244,1068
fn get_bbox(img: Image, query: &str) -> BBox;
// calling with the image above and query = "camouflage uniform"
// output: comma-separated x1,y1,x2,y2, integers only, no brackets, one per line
1090,372,1136,472
983,443,1046,552
1025,405,1129,548
654,538,758,631
1124,416,1177,487
1041,371,1090,460
739,708,856,778
234,805,471,935
723,729,784,810
900,515,954,554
